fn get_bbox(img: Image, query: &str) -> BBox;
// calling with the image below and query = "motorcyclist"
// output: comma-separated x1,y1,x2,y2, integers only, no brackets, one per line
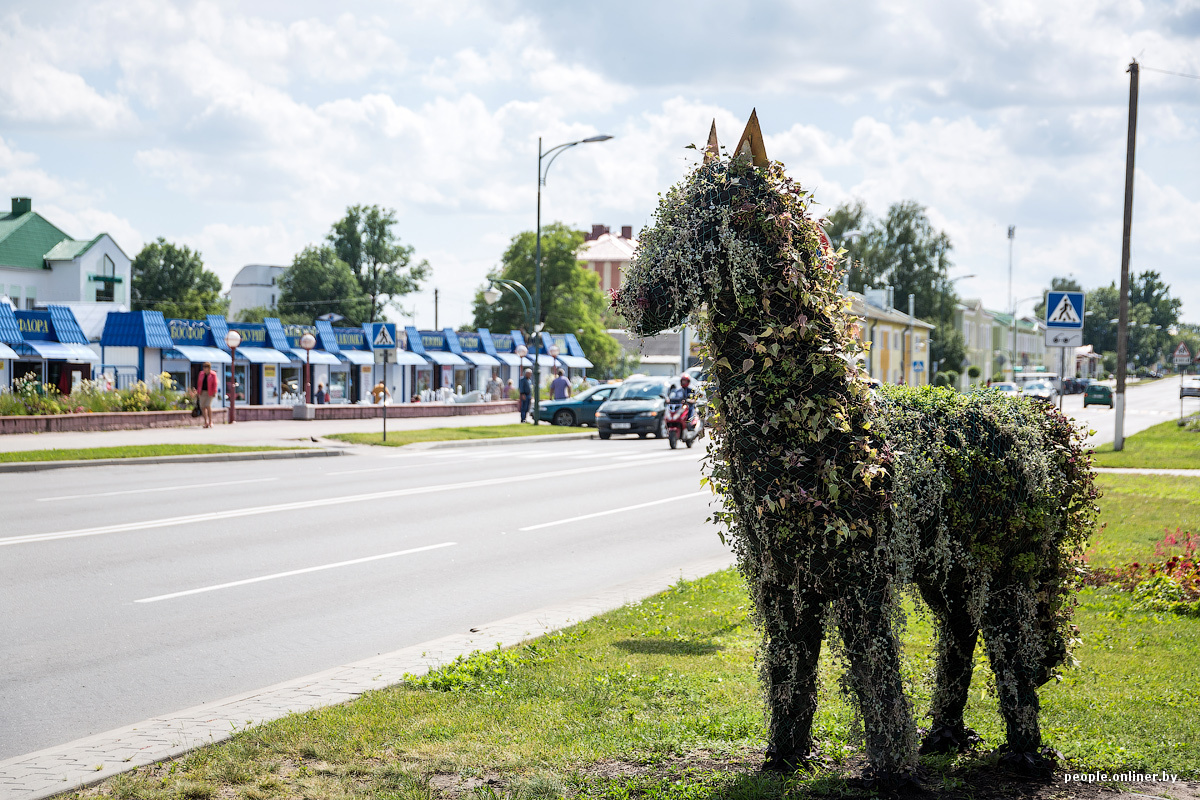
667,375,696,423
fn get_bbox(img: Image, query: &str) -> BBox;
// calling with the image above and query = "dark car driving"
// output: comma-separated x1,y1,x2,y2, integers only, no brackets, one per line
595,378,670,439
1083,383,1113,408
536,383,618,426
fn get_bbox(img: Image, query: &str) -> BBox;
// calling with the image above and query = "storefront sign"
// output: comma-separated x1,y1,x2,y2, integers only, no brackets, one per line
441,365,452,387
263,364,278,399
458,332,482,351
168,318,209,344
16,312,53,340
422,331,446,351
335,328,367,349
227,323,269,345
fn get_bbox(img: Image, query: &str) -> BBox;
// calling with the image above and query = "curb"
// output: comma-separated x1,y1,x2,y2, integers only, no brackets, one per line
0,554,735,800
0,448,344,473
1092,466,1199,476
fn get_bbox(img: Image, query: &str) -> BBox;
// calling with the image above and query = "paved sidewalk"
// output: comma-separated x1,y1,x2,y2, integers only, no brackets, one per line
0,555,735,800
1093,467,1200,476
0,412,525,453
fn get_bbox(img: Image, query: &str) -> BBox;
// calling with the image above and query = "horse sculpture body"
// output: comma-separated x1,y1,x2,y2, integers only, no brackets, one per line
613,115,1098,783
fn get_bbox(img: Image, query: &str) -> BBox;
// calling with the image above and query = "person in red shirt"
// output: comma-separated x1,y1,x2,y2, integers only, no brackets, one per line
197,362,219,428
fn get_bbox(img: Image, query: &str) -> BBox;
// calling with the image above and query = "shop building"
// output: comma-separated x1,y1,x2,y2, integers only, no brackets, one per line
0,302,25,389
221,319,293,406
11,306,101,392
331,325,377,404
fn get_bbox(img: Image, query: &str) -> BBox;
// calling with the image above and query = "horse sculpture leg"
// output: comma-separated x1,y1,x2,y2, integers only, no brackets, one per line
759,579,825,772
834,568,918,781
980,584,1055,776
918,576,983,754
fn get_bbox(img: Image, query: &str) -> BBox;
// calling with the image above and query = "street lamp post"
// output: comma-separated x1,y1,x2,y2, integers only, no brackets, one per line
536,133,612,424
299,332,316,405
224,330,242,424
484,278,543,424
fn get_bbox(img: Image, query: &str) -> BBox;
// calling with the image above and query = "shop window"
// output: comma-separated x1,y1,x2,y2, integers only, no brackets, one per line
329,371,348,402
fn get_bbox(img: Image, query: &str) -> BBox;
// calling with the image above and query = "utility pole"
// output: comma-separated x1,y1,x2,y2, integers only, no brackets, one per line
1114,60,1139,451
1007,225,1015,380
434,288,439,330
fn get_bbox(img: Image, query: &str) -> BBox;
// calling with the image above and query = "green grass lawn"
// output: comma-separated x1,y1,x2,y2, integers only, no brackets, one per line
0,444,300,463
329,424,585,447
1092,418,1200,469
64,472,1200,800
1088,473,1200,568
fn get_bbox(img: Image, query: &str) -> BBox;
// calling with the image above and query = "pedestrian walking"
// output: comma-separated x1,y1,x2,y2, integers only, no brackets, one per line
519,368,533,423
485,374,503,402
370,380,391,404
550,368,571,400
197,362,219,428
316,382,327,404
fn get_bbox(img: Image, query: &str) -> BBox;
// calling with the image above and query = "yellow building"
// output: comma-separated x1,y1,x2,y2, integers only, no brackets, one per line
849,291,934,386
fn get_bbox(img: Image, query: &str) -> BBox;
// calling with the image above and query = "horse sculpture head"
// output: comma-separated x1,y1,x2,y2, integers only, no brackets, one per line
613,111,840,342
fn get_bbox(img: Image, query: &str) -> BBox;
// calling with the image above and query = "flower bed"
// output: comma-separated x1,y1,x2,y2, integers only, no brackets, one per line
0,373,188,416
1084,527,1200,617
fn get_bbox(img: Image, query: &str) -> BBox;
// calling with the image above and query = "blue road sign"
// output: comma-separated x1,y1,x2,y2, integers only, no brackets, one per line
370,322,397,349
1046,291,1084,329
1045,291,1085,347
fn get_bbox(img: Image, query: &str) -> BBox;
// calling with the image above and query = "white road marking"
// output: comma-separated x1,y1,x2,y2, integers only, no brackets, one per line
134,542,457,603
613,450,699,461
2,456,691,548
518,491,711,531
36,478,278,503
327,459,473,475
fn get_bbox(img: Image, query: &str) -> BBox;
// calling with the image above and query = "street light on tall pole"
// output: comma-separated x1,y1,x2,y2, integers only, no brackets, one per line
1007,225,1016,379
484,278,542,424
224,329,242,424
535,132,613,423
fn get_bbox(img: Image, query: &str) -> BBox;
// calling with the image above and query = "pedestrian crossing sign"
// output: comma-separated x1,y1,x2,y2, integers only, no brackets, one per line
1046,291,1084,328
371,322,396,349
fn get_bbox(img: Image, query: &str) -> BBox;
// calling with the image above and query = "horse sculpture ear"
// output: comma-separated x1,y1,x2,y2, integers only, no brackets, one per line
704,120,720,164
733,109,769,168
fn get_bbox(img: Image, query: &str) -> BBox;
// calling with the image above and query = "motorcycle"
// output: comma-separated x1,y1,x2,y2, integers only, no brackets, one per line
664,400,702,449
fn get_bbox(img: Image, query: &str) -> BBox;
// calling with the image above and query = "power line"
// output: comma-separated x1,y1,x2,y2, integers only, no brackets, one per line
1141,65,1200,81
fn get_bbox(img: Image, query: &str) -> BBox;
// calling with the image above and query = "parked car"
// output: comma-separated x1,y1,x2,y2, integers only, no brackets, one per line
537,383,619,426
1083,384,1114,408
1181,376,1200,399
595,378,671,439
991,382,1020,394
1023,381,1057,403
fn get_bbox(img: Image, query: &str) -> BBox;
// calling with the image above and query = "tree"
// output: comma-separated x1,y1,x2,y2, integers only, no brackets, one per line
278,246,370,325
471,222,621,375
828,200,963,378
131,238,227,319
328,205,430,321
234,306,272,323
1076,272,1182,368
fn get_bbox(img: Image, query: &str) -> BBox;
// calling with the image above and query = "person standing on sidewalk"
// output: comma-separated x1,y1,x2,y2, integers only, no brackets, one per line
550,368,571,400
197,362,219,428
485,374,503,402
519,368,533,423
370,380,391,404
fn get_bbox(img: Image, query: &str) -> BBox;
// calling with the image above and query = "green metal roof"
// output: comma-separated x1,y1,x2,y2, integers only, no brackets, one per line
0,210,72,270
44,234,103,261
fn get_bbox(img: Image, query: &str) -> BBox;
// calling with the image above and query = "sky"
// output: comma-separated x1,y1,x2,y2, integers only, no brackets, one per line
1,0,1197,328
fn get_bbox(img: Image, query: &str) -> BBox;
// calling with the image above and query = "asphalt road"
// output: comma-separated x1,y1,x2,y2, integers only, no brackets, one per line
0,435,728,760
1059,376,1190,446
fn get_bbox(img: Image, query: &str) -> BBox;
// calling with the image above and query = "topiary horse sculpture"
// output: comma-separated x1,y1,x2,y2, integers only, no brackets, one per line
613,113,1098,783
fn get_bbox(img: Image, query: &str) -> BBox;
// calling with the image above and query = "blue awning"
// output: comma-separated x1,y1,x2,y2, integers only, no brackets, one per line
0,343,19,360
163,345,232,364
236,346,292,364
289,348,340,365
423,351,466,366
14,341,100,362
557,355,593,369
460,352,500,367
338,349,375,366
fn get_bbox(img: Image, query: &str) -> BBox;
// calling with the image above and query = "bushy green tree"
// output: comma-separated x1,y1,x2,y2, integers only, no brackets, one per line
471,222,620,375
234,305,272,323
328,205,430,321
278,246,370,325
131,238,227,319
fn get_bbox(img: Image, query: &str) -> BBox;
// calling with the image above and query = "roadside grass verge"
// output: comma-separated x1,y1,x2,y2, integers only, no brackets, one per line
329,425,585,447
1088,473,1200,568
0,444,301,463
68,584,1200,798
65,472,1200,800
1092,418,1200,469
